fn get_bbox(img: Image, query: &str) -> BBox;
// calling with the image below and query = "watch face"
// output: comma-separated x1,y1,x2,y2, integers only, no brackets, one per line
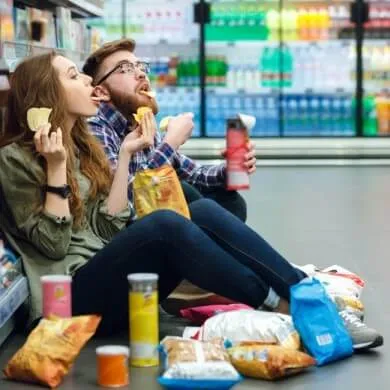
62,185,71,198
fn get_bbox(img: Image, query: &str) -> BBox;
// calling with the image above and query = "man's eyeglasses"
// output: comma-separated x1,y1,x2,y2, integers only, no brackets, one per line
95,61,150,85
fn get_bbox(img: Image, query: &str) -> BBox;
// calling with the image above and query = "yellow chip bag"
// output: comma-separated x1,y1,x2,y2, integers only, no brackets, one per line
133,106,152,124
133,164,190,220
3,315,101,388
27,107,52,132
228,344,316,380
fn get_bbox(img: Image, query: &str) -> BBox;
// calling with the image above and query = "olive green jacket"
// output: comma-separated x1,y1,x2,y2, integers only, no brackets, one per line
0,143,130,323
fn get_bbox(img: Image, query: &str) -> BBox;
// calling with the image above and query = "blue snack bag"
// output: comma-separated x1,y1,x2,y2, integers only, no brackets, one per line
290,277,353,366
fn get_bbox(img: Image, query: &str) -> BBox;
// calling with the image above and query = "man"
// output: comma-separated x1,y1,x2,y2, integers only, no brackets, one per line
83,39,256,222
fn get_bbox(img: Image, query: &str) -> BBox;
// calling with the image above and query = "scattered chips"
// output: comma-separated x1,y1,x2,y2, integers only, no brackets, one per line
133,106,152,124
27,107,52,132
159,116,173,132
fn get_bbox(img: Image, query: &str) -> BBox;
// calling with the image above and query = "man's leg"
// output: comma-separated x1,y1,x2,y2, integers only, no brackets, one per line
200,187,247,222
180,180,203,204
181,179,247,222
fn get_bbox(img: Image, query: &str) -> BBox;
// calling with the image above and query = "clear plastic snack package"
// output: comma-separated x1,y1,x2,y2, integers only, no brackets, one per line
158,337,242,390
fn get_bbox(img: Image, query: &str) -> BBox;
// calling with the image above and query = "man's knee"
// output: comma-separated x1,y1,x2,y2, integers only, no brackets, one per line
202,188,247,222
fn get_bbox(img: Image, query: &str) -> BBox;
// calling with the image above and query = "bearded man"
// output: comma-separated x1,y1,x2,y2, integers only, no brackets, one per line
83,39,256,222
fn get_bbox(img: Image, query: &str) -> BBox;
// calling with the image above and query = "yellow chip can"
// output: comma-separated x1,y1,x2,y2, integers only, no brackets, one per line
128,273,159,367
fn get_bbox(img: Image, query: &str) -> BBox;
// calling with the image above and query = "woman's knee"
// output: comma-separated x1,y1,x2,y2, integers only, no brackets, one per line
142,209,190,232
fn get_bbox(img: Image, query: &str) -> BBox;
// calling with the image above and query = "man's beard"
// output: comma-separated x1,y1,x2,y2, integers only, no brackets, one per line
108,87,159,123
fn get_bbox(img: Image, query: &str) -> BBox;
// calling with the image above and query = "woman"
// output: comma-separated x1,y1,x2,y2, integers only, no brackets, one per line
0,52,307,335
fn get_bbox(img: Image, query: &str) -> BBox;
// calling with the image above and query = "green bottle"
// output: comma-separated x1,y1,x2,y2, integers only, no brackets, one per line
363,96,378,136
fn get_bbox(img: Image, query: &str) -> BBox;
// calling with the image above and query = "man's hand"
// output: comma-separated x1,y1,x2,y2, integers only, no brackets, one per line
222,141,257,174
121,111,156,155
164,112,194,150
244,141,256,174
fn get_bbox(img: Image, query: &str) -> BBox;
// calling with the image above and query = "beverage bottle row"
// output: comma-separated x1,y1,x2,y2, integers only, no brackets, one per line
362,46,390,88
206,94,279,137
208,3,268,40
282,95,354,136
260,46,293,88
207,4,351,42
259,44,354,91
148,56,228,88
157,90,360,136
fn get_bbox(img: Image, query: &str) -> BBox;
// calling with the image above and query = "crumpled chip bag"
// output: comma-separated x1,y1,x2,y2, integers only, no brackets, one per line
3,315,101,388
133,164,190,219
228,344,316,380
198,310,300,350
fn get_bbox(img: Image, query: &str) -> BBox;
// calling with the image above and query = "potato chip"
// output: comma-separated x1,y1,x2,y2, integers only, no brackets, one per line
140,90,156,99
133,106,152,124
159,116,173,132
27,107,52,132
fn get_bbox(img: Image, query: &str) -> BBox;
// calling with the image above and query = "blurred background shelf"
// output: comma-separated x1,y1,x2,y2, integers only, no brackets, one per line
14,0,104,17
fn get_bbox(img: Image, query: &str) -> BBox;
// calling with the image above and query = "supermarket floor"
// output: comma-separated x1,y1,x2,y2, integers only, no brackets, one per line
0,164,389,390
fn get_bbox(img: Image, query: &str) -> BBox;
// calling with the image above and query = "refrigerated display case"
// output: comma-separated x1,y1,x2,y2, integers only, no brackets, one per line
204,0,357,137
2,0,390,139
360,1,390,137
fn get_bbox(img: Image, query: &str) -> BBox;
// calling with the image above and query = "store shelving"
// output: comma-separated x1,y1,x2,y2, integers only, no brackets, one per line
1,40,87,71
14,0,104,18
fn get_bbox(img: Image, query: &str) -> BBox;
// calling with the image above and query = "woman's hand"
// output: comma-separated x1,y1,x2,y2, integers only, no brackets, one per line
34,123,66,167
121,111,156,155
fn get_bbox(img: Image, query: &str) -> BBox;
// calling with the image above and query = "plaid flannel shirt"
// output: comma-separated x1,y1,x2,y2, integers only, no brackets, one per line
88,102,226,220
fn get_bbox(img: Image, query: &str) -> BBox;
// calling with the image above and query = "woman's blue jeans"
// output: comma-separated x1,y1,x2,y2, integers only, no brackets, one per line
73,199,306,334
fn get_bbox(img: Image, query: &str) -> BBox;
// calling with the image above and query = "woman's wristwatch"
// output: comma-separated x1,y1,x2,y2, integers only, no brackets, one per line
44,184,71,199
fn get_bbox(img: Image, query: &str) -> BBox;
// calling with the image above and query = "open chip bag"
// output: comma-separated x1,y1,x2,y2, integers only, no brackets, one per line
3,315,101,388
133,164,190,220
196,310,300,350
158,337,242,389
227,344,316,380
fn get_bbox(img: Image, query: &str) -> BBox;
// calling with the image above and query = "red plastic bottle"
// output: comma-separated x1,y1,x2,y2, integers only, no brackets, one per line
226,118,249,190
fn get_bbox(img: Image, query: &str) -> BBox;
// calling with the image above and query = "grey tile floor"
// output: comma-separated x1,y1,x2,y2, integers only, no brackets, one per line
0,165,388,389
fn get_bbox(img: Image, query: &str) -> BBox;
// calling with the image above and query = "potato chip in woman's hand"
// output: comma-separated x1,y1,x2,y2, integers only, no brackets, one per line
27,107,52,132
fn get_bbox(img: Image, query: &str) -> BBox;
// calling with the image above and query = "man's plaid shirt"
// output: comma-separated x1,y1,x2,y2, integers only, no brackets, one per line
88,102,226,220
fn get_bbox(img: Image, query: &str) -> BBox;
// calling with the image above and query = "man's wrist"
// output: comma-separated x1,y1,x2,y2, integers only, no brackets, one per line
163,135,180,150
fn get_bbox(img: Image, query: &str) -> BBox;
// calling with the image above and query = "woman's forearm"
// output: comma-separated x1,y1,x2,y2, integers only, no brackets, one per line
44,162,71,218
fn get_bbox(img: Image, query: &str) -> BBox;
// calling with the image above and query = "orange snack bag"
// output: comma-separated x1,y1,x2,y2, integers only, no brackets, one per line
228,344,316,380
3,315,101,388
133,164,190,220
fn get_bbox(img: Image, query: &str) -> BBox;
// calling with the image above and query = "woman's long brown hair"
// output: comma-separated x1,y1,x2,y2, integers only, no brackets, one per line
3,52,112,228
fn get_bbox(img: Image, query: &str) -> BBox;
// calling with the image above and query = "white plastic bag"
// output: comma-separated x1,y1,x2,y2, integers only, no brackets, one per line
198,310,300,350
